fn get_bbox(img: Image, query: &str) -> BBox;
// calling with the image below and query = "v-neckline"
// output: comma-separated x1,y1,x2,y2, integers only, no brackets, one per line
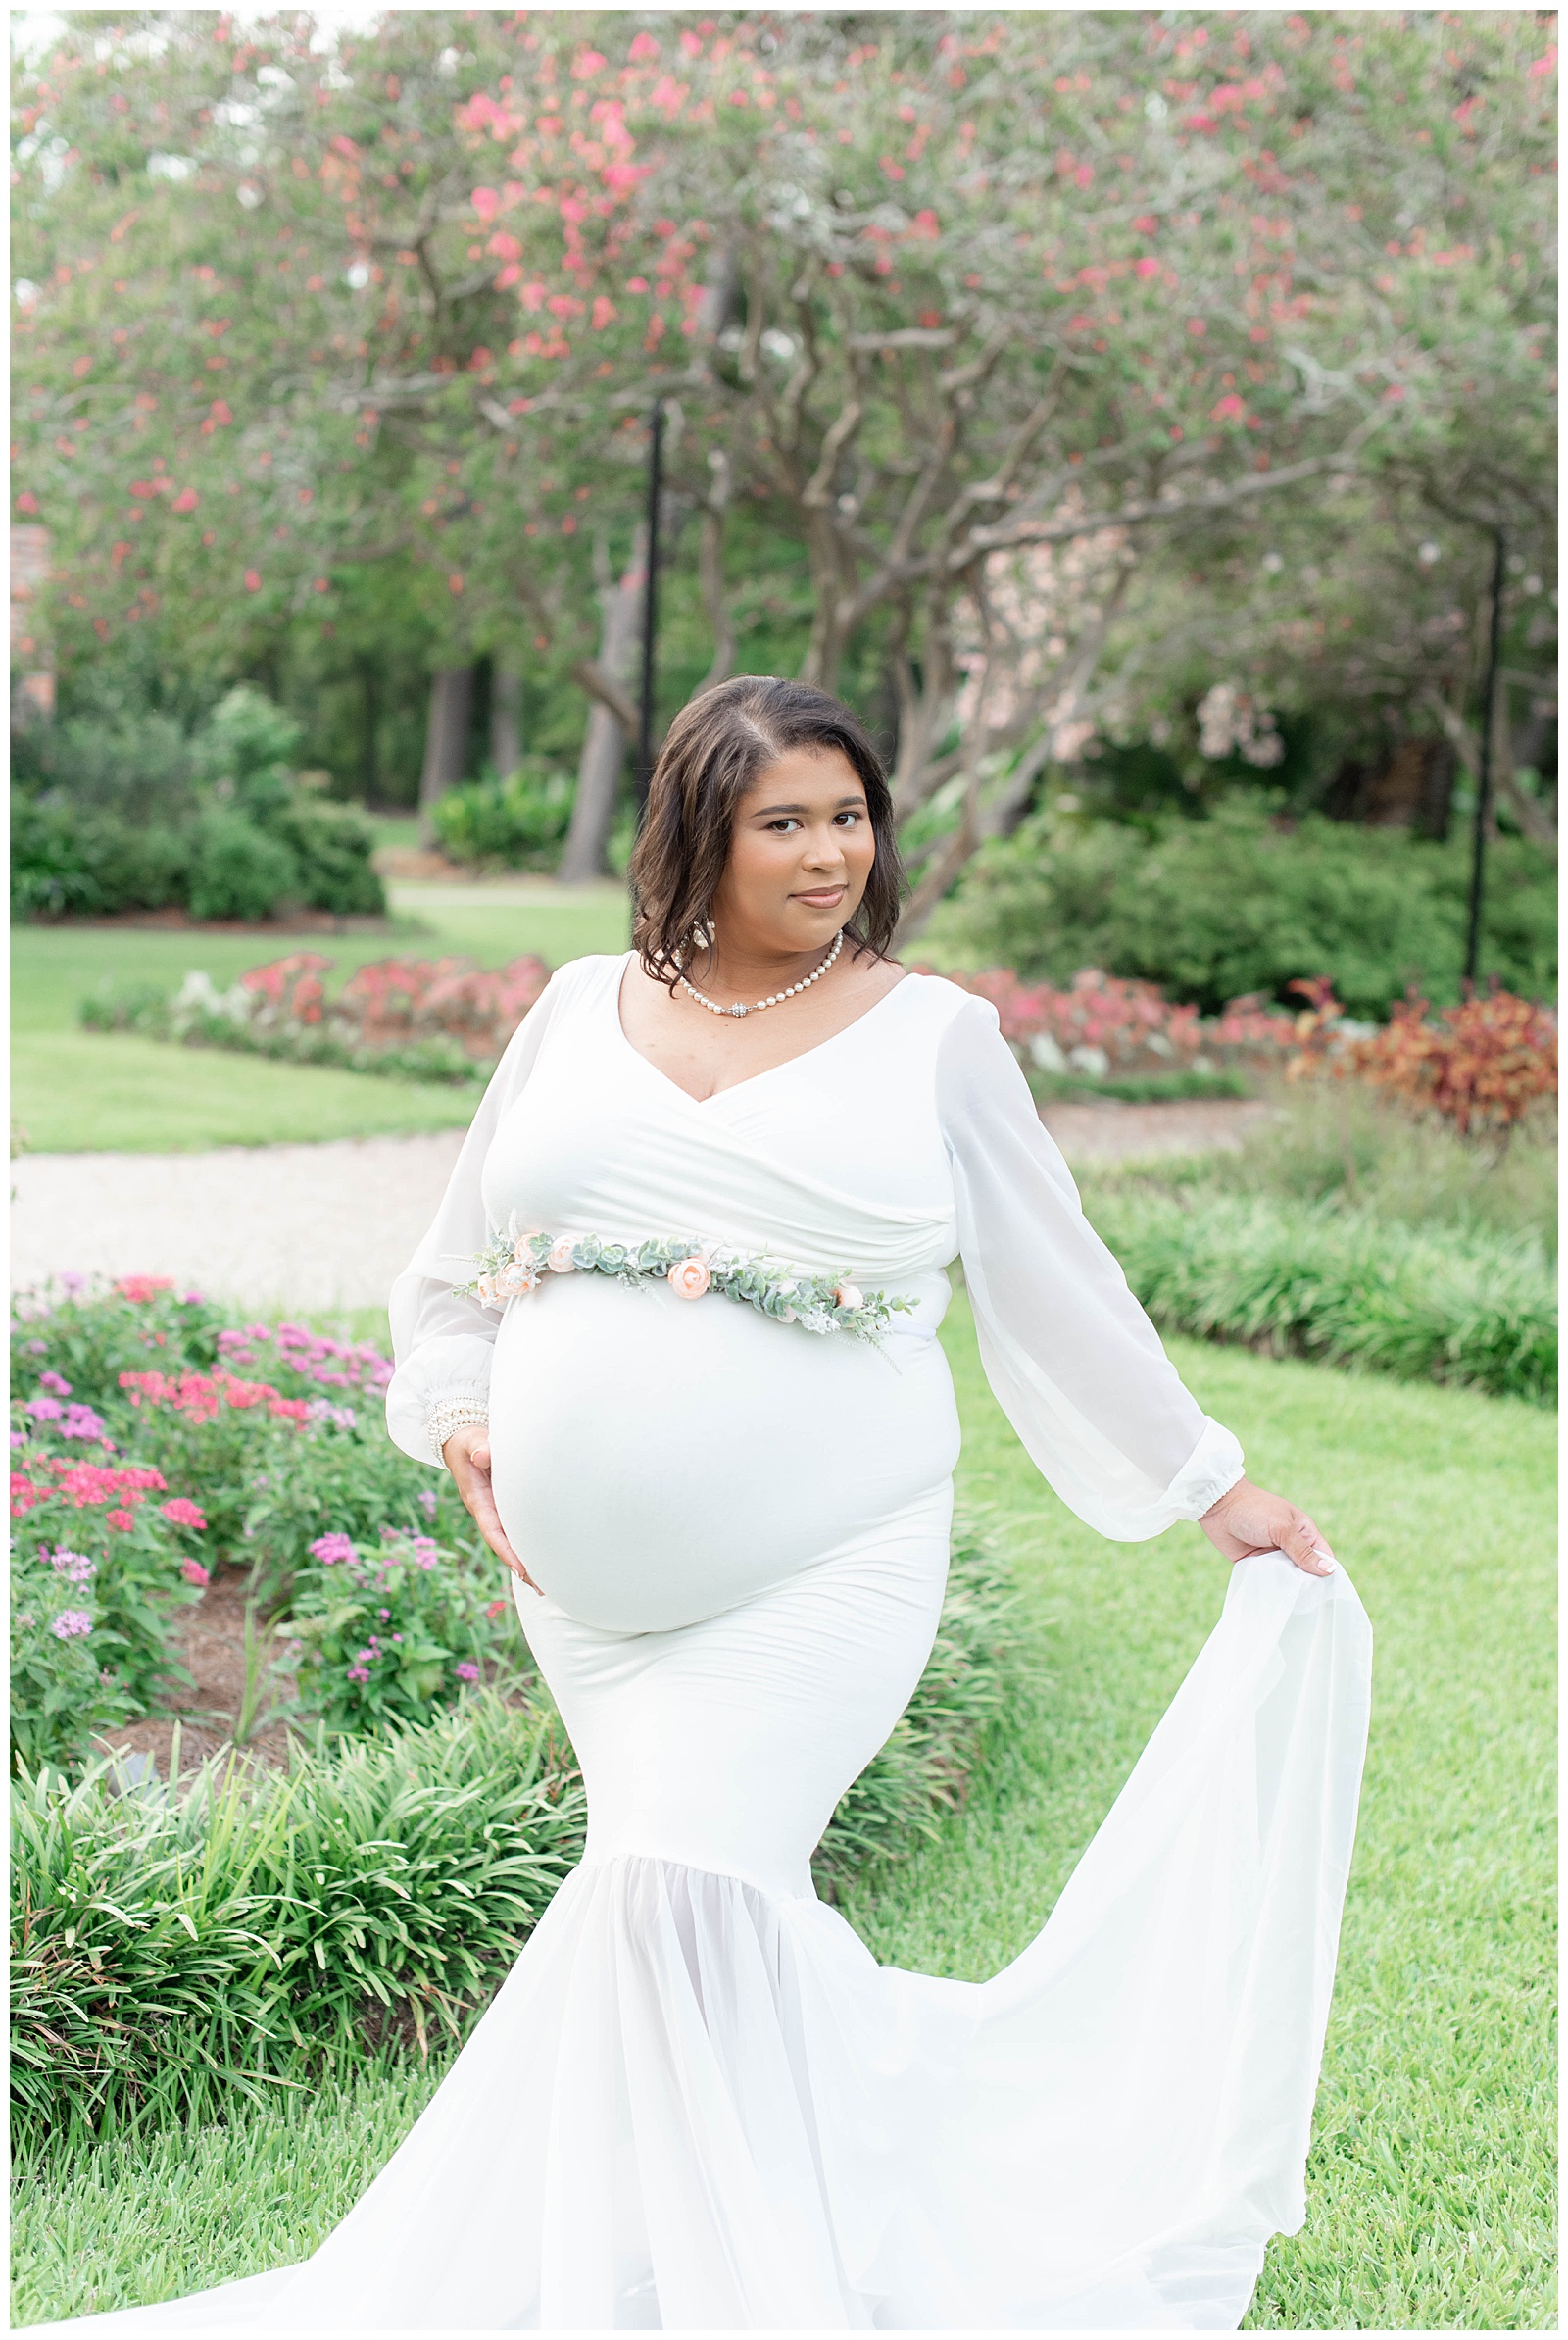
612,951,914,1110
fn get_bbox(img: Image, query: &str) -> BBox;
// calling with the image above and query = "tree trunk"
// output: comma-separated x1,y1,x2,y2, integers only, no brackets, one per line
490,667,522,778
418,665,474,837
558,534,645,884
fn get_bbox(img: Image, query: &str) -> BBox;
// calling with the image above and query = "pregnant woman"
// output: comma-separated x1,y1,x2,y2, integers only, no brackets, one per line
43,677,1370,2335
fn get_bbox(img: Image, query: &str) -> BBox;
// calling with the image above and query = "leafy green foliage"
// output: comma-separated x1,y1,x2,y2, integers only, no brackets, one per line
929,801,1556,1015
9,1440,209,1769
1084,1187,1554,1405
10,1693,588,2150
279,1530,513,1735
429,762,575,871
10,795,193,920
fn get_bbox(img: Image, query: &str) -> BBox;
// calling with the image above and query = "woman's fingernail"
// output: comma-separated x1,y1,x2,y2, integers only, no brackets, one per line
1317,1552,1338,1572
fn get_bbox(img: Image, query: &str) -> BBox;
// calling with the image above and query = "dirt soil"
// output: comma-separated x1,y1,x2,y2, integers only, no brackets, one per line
96,1566,299,1781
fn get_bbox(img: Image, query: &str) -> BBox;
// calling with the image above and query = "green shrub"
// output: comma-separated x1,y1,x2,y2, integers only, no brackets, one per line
10,796,192,920
430,760,574,870
267,797,385,916
186,810,302,923
1084,1185,1556,1405
13,687,385,925
929,800,1556,1016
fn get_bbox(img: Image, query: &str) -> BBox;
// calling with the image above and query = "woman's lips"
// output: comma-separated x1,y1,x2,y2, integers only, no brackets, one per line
793,885,846,906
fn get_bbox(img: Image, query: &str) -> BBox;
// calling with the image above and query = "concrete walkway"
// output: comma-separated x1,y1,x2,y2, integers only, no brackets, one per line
10,1101,1269,1318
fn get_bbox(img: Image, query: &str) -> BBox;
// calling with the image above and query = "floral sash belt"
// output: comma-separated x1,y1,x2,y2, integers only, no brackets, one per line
457,1219,914,1344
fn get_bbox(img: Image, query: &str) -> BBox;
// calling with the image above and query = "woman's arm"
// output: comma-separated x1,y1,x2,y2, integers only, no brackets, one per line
384,971,567,1586
937,995,1334,1574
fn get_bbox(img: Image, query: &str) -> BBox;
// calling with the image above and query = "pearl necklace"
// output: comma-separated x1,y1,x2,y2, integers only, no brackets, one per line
678,928,844,1018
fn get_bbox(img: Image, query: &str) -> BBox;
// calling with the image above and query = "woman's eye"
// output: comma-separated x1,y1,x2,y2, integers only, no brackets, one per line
767,817,801,833
834,810,862,826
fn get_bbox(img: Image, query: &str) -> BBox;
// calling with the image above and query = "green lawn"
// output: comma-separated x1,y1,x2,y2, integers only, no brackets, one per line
13,1313,1554,2329
10,888,630,1152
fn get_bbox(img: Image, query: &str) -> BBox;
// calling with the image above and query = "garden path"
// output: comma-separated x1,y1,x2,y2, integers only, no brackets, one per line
9,1101,1270,1315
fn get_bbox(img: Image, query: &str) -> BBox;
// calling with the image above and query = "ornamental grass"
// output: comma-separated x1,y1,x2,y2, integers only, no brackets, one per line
13,1516,1022,2149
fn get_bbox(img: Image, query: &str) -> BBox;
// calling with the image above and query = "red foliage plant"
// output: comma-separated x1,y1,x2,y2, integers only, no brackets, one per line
1288,979,1558,1137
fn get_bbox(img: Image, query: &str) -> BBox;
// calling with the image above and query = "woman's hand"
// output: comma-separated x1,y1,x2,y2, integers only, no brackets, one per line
441,1424,542,1596
1200,1476,1337,1578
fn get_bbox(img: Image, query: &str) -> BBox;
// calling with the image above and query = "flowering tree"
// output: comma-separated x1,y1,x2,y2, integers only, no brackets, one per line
13,11,1555,897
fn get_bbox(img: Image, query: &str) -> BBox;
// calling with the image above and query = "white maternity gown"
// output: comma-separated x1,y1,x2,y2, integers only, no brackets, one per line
34,957,1372,2335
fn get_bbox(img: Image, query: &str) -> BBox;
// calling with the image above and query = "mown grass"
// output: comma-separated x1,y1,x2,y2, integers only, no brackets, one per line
13,1306,1554,2329
10,887,630,1153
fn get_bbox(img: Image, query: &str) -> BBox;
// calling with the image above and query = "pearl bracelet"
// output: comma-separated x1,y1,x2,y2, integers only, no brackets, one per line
426,1397,490,1469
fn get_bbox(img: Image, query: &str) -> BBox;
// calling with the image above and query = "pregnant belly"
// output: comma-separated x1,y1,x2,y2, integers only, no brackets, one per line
487,1270,960,1631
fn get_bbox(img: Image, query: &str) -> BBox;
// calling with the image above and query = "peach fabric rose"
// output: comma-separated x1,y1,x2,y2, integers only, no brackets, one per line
666,1256,711,1301
548,1237,578,1274
834,1283,864,1312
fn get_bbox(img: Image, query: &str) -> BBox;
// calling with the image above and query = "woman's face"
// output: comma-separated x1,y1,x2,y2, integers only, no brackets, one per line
709,746,877,959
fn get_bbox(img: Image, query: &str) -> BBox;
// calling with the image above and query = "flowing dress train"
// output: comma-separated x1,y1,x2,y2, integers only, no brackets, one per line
28,959,1371,2333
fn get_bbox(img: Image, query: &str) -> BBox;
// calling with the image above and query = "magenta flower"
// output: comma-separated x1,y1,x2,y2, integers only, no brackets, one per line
50,1549,96,1584
26,1395,64,1421
162,1497,209,1530
50,1611,93,1639
180,1558,211,1587
455,1661,480,1682
38,1370,72,1397
309,1531,357,1568
62,1405,109,1441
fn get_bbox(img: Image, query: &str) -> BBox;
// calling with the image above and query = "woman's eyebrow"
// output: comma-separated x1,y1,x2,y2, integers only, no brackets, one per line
751,796,865,817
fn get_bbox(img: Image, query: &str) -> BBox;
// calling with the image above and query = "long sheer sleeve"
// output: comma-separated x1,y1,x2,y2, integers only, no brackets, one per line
384,971,568,1466
937,993,1245,1540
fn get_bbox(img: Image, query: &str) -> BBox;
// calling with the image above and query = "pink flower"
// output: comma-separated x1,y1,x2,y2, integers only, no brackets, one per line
161,1497,208,1529
114,1276,173,1304
51,1610,93,1639
547,1237,578,1273
455,1661,480,1682
498,1257,540,1298
106,1508,134,1531
666,1256,711,1300
181,1558,211,1587
834,1283,864,1312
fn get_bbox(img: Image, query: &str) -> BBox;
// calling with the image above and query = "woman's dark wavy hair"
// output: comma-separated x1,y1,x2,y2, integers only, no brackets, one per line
628,675,905,985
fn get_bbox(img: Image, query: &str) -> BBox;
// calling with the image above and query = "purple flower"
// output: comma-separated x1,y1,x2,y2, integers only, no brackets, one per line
59,1271,86,1297
25,1395,64,1421
179,1290,206,1305
308,1532,357,1568
346,1664,370,1684
50,1610,93,1639
38,1370,73,1397
50,1549,97,1584
416,1488,439,1521
10,1431,25,1451
62,1405,108,1441
455,1661,480,1682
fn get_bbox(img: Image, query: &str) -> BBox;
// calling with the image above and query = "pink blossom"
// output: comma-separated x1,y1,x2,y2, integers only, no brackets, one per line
547,1237,578,1274
455,1661,480,1682
162,1497,208,1529
106,1508,135,1531
50,1610,93,1639
667,1256,711,1301
181,1559,211,1587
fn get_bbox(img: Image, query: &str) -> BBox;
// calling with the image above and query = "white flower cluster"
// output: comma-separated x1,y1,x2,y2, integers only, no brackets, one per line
1196,681,1285,768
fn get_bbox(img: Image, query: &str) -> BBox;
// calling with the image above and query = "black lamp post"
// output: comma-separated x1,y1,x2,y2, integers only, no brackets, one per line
1463,526,1506,988
635,398,664,816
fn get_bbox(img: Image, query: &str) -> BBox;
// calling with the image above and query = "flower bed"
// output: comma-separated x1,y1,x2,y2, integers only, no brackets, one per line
77,948,1558,1122
9,1278,513,1767
80,950,551,1086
